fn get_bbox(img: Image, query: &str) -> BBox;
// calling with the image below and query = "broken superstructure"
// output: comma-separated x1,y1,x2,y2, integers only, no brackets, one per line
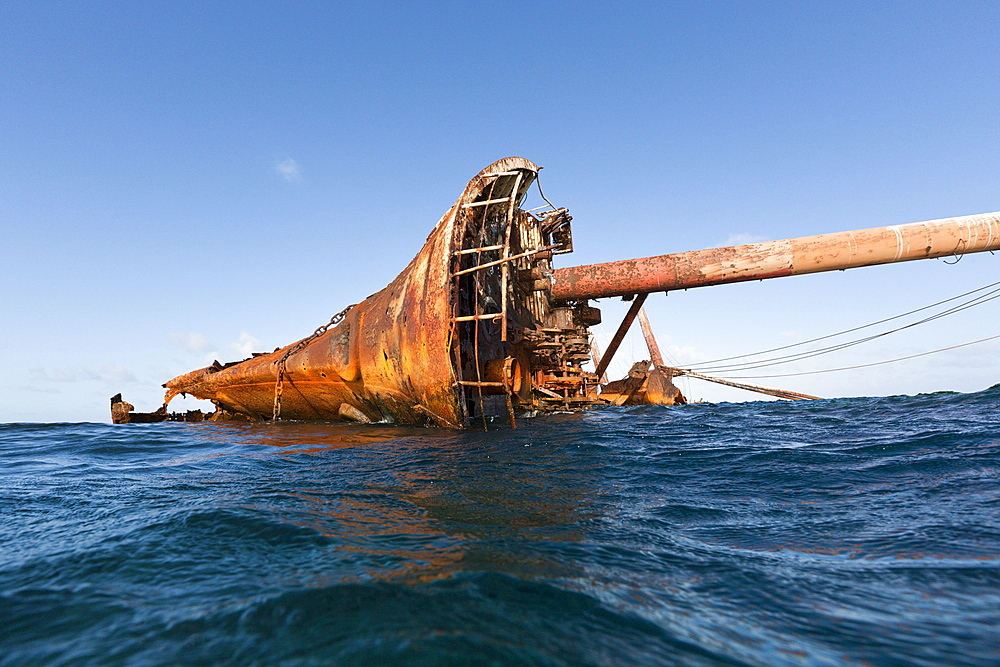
112,157,1000,427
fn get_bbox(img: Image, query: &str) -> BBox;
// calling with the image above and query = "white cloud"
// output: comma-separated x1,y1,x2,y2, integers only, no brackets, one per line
169,332,214,354
275,158,301,183
30,366,98,382
30,364,138,384
168,331,264,364
229,331,263,358
663,343,705,366
19,385,60,394
102,364,138,384
720,232,767,247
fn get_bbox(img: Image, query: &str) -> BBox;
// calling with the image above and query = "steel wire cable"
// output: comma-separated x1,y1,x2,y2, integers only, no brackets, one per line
693,289,1000,373
720,333,1000,379
684,279,1000,369
685,284,1000,373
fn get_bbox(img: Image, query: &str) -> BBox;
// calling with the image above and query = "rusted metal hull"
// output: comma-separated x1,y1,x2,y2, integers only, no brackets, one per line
156,158,602,427
600,363,687,407
112,158,999,427
110,394,208,424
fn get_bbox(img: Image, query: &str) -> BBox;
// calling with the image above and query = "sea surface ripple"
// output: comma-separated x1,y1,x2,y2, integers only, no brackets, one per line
2,389,999,665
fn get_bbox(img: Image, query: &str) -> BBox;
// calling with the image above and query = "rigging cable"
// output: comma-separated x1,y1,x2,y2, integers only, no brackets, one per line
686,286,1000,373
719,333,1000,379
685,279,1000,368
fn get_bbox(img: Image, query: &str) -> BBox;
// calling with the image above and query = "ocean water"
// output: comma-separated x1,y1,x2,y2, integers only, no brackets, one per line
2,389,999,666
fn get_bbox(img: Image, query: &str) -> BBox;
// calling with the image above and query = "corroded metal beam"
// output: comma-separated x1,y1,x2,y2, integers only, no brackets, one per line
551,212,1000,301
637,306,664,368
673,369,821,401
594,293,647,381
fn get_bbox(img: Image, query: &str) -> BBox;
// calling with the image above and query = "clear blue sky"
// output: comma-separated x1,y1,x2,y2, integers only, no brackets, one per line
2,1,998,421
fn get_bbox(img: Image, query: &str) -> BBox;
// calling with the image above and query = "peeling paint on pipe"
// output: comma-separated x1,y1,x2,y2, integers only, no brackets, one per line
551,212,1000,301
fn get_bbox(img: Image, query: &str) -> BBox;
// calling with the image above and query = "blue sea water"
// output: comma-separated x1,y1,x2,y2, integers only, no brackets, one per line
2,389,999,666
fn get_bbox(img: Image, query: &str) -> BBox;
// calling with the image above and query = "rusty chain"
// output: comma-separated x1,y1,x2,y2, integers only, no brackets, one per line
272,304,356,421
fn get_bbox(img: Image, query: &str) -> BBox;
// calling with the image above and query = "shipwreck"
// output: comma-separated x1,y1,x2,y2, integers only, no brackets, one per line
112,157,1000,427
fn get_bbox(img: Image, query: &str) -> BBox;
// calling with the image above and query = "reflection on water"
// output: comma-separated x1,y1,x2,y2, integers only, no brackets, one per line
172,420,602,587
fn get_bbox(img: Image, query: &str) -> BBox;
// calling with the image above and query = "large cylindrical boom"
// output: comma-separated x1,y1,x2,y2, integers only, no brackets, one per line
551,212,1000,301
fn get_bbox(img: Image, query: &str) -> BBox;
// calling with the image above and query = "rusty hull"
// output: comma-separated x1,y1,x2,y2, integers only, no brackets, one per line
158,157,602,427
600,362,687,407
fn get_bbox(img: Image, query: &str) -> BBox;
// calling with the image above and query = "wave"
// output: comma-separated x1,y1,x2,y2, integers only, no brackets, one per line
2,389,999,665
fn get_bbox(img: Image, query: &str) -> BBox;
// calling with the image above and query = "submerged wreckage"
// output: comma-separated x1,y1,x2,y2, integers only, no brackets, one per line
112,157,1000,427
